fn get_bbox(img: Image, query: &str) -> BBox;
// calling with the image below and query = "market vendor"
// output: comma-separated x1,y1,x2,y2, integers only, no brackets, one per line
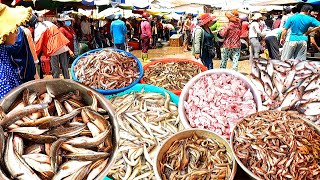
34,18,71,79
0,3,32,99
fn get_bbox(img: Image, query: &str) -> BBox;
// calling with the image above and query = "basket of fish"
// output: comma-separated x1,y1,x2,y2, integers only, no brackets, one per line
141,58,207,96
250,59,320,123
71,48,143,95
154,128,237,180
179,69,262,140
105,84,184,179
231,110,320,179
0,79,119,180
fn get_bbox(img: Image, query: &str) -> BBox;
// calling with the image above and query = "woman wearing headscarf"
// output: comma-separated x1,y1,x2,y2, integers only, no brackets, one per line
0,3,32,99
219,10,241,71
140,12,152,62
5,26,39,83
192,13,217,70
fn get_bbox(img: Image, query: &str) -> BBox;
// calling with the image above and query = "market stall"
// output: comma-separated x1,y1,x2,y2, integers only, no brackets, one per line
0,0,320,177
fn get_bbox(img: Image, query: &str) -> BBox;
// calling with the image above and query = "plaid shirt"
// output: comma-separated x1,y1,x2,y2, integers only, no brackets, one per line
220,22,241,48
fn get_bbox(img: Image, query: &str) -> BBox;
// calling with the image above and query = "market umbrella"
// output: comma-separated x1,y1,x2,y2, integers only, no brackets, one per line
304,0,320,5
251,0,301,6
52,0,82,2
81,0,111,6
97,7,121,19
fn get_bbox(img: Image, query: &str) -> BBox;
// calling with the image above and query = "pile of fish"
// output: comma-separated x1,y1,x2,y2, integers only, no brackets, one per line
233,110,320,179
160,133,233,180
143,61,202,91
250,59,320,123
108,91,183,180
0,88,113,180
74,49,140,90
184,73,257,139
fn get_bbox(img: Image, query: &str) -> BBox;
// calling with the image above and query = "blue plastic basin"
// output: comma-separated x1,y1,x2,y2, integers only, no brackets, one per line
71,48,144,95
105,84,179,105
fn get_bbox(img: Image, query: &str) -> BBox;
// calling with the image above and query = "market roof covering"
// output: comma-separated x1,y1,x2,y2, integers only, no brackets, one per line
252,0,300,5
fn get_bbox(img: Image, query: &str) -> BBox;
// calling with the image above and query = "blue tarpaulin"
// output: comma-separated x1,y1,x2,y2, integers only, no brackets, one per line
133,5,149,9
82,0,113,6
111,0,125,3
306,0,320,5
175,11,185,15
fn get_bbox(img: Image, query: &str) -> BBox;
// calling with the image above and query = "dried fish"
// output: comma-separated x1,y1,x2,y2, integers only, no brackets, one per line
233,110,320,180
143,61,202,91
74,49,140,90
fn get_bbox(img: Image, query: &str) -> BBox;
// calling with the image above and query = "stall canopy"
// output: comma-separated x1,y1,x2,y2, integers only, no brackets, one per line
81,0,111,6
97,7,121,19
252,0,300,6
304,0,320,5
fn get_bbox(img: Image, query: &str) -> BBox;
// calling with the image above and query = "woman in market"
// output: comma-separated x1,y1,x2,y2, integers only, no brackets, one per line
140,12,152,62
0,3,32,99
58,15,76,59
5,25,39,83
219,10,241,71
192,13,217,70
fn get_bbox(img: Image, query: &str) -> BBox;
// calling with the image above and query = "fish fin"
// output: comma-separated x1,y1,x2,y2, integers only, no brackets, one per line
0,107,6,121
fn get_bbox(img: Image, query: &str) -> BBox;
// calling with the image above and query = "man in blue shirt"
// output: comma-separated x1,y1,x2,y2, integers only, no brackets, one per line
110,14,127,51
280,4,320,60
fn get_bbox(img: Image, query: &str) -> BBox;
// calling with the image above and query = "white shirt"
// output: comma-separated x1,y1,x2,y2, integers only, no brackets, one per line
279,14,293,29
81,21,91,35
265,28,282,38
249,21,261,38
52,46,69,56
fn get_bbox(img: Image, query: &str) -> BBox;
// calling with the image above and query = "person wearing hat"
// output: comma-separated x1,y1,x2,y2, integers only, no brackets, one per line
140,12,152,62
183,13,193,52
34,17,70,79
110,14,127,51
5,26,39,83
58,15,76,57
219,10,241,71
0,3,32,100
249,13,263,59
192,13,217,70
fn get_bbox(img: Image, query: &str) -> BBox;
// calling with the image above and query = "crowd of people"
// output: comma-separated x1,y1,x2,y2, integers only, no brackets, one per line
190,4,320,70
0,2,320,99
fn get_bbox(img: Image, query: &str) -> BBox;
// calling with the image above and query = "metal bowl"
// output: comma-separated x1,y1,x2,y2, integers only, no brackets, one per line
154,128,237,180
0,79,120,179
230,110,320,180
178,69,263,131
